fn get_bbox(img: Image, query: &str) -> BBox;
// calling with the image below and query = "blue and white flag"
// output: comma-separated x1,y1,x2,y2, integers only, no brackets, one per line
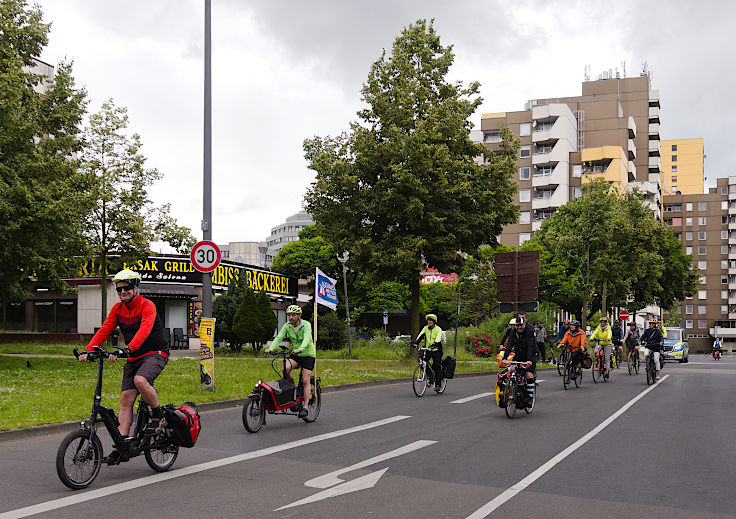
315,268,338,310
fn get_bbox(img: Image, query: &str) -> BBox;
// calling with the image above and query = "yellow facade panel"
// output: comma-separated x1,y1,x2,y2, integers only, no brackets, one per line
661,138,703,195
481,112,506,119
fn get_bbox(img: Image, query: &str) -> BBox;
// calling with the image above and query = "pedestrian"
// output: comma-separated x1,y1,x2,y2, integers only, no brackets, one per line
535,321,547,363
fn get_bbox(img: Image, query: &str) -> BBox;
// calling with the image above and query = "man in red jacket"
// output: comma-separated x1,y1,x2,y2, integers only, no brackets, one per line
79,269,170,461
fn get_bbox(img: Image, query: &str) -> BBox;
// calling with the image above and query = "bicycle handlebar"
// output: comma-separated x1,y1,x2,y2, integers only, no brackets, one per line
74,346,129,360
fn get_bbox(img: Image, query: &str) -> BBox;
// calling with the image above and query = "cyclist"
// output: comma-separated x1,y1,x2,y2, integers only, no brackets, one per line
612,321,623,363
265,305,315,418
535,321,548,363
500,316,537,403
555,320,570,343
713,336,723,359
558,319,586,371
412,313,444,391
589,316,613,377
500,317,516,350
623,322,640,358
79,269,170,462
640,319,664,380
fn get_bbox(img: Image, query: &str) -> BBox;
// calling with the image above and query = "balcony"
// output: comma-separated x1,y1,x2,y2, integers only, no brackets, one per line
648,106,660,123
532,161,568,188
710,327,736,338
648,156,661,173
729,221,736,230
729,282,736,290
532,141,571,166
628,139,636,160
729,297,736,305
648,140,661,156
628,116,636,139
649,90,660,107
729,268,736,275
649,122,660,139
730,237,736,245
729,192,736,201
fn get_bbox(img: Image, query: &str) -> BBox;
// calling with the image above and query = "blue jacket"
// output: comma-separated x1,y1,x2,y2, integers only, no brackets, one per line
640,328,663,351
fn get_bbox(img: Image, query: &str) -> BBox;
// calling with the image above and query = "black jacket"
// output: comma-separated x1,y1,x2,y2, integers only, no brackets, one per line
503,325,538,362
640,328,663,351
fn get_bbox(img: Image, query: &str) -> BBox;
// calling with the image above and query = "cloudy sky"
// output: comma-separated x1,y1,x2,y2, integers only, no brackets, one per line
35,0,731,247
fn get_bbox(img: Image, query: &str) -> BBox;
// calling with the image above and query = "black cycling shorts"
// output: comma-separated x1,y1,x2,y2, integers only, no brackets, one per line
289,354,315,371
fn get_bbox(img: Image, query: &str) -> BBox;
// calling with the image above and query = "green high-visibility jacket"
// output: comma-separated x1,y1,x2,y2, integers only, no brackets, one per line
271,320,315,357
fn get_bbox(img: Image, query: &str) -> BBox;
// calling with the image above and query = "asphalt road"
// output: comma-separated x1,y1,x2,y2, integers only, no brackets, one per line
1,354,735,518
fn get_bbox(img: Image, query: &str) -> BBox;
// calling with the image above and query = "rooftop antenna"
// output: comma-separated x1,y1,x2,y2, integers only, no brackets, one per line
621,60,627,78
641,61,649,77
584,64,590,82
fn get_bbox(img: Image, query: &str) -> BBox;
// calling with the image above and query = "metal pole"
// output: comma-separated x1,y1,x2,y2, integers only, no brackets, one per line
453,285,459,358
342,265,352,356
202,0,212,318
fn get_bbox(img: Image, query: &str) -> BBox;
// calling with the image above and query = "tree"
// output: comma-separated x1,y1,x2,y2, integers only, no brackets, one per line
0,0,91,303
212,273,248,347
232,284,258,351
304,20,518,341
254,290,278,351
82,99,195,321
271,226,340,280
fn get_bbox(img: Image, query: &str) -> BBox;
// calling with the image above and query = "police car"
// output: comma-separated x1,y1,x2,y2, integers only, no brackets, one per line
662,327,689,363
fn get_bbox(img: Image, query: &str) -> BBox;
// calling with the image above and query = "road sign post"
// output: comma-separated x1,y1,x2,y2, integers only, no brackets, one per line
495,251,540,313
619,310,629,321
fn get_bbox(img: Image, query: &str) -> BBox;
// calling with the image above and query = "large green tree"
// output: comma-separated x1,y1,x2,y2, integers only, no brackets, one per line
271,225,340,280
82,99,195,320
304,20,518,340
0,0,91,303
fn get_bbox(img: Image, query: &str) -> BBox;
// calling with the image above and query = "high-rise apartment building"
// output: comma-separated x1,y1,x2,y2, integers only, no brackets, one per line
259,210,315,268
478,74,662,247
660,138,704,195
662,177,733,352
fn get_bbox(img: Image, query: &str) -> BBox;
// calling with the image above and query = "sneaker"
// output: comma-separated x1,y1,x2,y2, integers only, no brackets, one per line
102,447,127,464
298,408,308,418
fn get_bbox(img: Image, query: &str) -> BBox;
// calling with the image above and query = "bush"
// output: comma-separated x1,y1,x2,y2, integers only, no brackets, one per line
315,311,346,350
469,333,497,358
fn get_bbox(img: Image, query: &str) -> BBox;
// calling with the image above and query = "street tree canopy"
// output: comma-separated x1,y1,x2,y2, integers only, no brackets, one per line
0,0,90,303
304,20,518,339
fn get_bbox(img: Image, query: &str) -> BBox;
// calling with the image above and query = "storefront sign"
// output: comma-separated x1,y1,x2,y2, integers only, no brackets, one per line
199,317,215,390
77,256,297,297
420,270,458,284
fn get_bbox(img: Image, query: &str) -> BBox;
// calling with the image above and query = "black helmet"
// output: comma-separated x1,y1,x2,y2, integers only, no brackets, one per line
570,320,580,327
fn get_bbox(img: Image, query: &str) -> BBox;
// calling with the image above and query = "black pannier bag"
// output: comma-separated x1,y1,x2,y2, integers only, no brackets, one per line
164,402,201,448
442,356,456,379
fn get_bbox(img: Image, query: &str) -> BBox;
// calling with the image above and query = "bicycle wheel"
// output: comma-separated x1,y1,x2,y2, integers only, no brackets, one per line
242,394,265,433
563,360,571,390
628,352,634,375
504,379,517,419
303,379,321,422
592,355,601,383
435,377,448,394
56,429,102,490
412,364,428,397
145,440,178,472
574,364,582,388
634,355,640,374
646,359,654,385
557,350,566,376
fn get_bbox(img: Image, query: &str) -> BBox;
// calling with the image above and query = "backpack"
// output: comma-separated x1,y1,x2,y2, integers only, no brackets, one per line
164,402,201,448
495,368,510,408
442,356,456,379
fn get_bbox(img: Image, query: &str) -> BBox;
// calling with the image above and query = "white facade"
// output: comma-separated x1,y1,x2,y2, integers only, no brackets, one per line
260,210,315,268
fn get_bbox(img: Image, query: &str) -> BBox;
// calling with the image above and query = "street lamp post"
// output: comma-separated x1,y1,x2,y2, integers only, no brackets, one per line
337,251,353,357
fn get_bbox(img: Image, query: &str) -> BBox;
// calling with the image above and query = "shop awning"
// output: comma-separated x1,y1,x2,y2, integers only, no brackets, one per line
139,283,198,298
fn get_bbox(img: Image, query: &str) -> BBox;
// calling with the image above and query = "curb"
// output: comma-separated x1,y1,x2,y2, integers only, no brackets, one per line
0,367,556,443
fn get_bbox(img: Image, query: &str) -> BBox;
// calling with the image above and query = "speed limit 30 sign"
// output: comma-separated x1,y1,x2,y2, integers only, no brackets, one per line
190,240,221,273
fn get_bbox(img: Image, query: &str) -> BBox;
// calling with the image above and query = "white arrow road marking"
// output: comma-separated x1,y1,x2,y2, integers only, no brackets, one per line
305,440,437,488
275,468,389,511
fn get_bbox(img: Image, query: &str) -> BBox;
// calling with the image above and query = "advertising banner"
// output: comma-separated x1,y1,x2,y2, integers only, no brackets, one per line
420,270,458,284
315,268,338,310
199,317,216,390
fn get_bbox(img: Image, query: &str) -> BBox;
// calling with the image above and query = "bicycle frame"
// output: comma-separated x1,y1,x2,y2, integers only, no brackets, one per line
416,347,437,382
256,348,315,414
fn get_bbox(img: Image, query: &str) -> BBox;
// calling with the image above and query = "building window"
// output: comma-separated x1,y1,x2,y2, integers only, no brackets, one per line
723,201,729,210
722,290,728,299
672,155,678,162
520,211,530,224
723,305,729,314
722,186,729,195
698,216,706,225
685,320,693,328
685,217,692,226
519,189,530,203
722,275,728,284
698,202,707,211
483,130,501,143
699,306,707,314
685,203,693,211
685,305,693,314
572,165,582,178
685,246,692,255
520,146,531,158
723,245,729,254
673,217,682,226
672,176,678,183
519,167,530,180
672,144,678,151
672,186,678,193
700,275,706,284
699,231,706,240
672,165,678,173
572,187,582,198
686,232,693,241
699,246,706,255
723,230,729,240
519,123,531,136
698,320,707,329
698,290,707,299
722,216,728,224
519,233,531,245
722,260,728,270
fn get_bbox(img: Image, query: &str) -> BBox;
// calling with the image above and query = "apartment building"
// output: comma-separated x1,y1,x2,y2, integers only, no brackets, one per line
479,74,662,247
662,177,734,352
259,210,315,268
661,138,704,195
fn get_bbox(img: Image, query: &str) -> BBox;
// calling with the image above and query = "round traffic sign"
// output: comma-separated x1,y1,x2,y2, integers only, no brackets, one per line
619,310,629,320
190,241,221,273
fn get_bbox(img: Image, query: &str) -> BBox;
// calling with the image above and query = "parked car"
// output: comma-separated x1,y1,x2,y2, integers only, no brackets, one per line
662,327,689,363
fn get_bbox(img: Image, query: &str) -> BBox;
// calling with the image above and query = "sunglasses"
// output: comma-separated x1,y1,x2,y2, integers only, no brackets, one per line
116,284,135,293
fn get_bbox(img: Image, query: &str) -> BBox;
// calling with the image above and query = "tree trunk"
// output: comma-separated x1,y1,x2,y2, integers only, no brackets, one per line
410,276,420,343
100,251,108,326
582,243,590,332
601,279,608,319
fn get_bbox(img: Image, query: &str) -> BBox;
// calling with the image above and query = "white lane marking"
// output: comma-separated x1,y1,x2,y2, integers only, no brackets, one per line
451,393,493,404
0,415,411,519
466,375,670,519
276,468,389,511
305,440,436,489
